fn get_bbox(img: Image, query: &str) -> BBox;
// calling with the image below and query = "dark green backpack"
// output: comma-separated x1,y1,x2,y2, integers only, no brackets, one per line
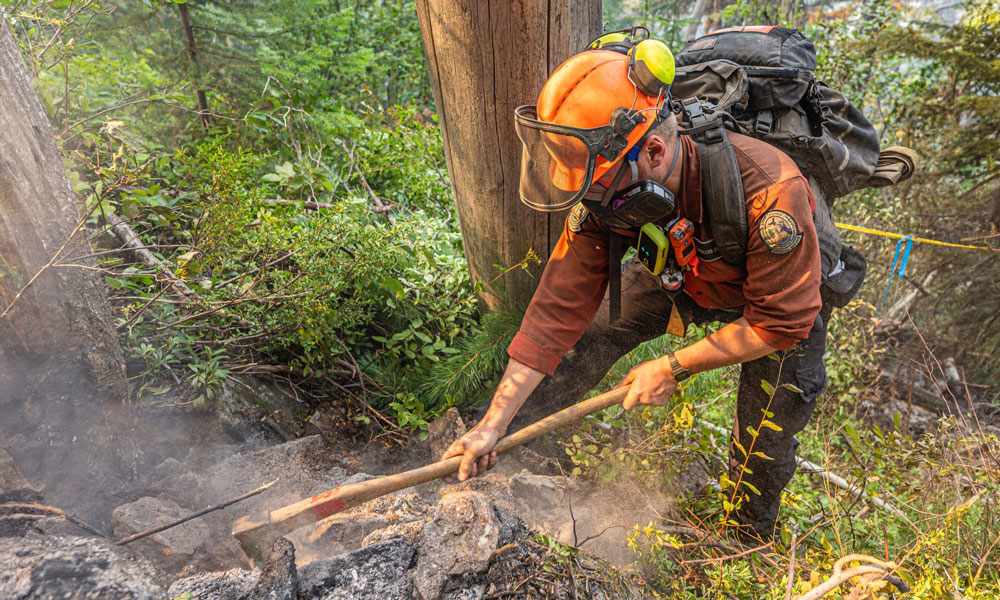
672,26,906,305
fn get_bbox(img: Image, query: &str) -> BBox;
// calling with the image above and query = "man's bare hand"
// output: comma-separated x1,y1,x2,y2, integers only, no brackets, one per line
619,356,678,410
441,426,501,483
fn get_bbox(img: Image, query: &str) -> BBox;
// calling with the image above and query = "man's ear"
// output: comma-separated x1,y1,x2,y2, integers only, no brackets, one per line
642,134,671,172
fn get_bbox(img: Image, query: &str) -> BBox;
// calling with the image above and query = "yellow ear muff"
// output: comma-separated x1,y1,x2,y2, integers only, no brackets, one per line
628,39,675,97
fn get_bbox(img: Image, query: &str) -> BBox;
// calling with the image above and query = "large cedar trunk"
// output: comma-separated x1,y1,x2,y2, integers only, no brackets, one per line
416,1,602,310
0,21,131,521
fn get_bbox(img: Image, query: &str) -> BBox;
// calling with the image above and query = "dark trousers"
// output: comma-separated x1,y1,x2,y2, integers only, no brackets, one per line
515,259,831,540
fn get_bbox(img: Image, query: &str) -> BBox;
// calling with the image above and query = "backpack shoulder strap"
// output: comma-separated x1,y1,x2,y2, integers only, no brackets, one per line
679,98,747,265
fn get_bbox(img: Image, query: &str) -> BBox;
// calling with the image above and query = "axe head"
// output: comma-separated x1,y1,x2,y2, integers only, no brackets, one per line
232,509,276,566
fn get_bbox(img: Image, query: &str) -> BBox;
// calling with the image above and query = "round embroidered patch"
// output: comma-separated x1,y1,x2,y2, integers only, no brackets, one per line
567,202,589,233
758,210,803,254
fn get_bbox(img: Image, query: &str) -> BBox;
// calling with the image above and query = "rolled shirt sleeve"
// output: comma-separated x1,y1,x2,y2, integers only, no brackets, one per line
508,211,609,375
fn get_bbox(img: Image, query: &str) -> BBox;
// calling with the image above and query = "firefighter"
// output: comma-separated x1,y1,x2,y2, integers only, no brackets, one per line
443,32,827,544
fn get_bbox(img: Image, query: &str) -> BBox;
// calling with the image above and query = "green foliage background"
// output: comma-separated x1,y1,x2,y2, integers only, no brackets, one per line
5,0,1000,597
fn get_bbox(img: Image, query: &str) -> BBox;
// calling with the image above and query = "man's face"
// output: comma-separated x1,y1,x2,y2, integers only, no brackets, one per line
583,140,655,202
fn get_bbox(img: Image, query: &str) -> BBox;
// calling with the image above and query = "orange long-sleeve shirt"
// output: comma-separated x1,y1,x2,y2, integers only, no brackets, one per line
509,132,823,376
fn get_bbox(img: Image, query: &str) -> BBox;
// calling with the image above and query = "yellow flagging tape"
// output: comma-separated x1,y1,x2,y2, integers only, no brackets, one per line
835,223,999,252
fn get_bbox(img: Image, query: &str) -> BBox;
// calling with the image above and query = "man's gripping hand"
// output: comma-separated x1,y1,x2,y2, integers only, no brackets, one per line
619,356,678,410
441,425,501,482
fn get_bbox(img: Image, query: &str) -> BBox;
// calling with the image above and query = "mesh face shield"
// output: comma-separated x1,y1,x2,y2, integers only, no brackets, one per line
514,105,646,212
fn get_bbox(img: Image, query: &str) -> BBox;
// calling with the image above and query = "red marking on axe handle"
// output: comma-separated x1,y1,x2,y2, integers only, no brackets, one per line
312,496,345,519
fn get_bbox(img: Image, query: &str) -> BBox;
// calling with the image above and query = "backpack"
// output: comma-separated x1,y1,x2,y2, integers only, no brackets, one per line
671,26,901,306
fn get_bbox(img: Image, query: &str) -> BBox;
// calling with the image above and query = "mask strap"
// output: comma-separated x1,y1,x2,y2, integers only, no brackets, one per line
600,159,630,207
661,136,681,185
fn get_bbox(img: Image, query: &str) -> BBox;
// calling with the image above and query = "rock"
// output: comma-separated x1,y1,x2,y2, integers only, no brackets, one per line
509,470,573,515
150,436,351,568
427,408,466,460
290,490,430,566
361,520,425,548
217,377,306,444
243,537,297,600
152,457,184,483
442,584,486,600
0,533,164,599
298,539,416,600
168,568,260,600
112,496,215,575
412,491,500,600
292,513,389,564
0,448,42,503
443,473,516,512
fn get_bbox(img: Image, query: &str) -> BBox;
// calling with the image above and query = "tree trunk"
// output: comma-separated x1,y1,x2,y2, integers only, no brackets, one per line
0,20,131,522
416,0,602,310
178,1,211,127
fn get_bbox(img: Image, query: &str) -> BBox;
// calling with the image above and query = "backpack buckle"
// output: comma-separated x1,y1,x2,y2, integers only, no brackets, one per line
755,109,774,134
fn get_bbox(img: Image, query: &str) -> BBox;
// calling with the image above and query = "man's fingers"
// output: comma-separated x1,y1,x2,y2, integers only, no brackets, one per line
623,387,638,410
458,451,477,481
487,451,497,470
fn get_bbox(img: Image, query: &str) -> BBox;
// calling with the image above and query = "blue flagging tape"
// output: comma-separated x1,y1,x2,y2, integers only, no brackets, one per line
883,235,914,300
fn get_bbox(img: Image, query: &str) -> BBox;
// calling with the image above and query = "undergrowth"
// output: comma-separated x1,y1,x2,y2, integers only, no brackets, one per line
555,303,1000,599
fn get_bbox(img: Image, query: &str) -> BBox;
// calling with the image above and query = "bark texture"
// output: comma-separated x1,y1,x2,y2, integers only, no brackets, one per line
0,20,131,522
415,0,602,309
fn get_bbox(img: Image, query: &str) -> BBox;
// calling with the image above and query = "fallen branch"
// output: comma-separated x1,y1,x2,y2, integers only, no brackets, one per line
117,478,278,546
263,198,336,210
794,553,908,600
701,422,906,519
107,213,198,300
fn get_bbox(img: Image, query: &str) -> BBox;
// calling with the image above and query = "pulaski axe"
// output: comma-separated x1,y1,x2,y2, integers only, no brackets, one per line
232,386,629,562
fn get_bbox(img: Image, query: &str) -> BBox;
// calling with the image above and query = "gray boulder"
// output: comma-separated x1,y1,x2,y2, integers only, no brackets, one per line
149,435,351,568
0,448,42,503
290,490,430,565
412,491,500,600
298,539,417,600
112,496,216,575
244,537,297,600
167,569,259,600
0,533,164,599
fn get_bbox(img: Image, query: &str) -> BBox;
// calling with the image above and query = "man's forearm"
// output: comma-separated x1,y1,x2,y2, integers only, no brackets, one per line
476,358,546,434
672,317,777,375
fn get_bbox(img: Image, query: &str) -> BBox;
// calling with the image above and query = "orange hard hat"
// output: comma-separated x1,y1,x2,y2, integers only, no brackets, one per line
537,50,661,191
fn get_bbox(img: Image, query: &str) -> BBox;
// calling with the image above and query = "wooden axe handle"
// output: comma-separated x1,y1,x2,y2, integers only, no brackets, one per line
233,386,629,559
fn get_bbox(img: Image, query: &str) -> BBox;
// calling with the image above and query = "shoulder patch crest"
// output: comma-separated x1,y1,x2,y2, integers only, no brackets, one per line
758,210,802,254
567,202,589,233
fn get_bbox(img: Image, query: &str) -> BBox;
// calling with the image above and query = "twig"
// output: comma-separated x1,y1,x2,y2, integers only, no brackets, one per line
555,461,579,547
335,139,397,225
0,195,103,321
489,542,518,562
784,532,797,600
0,503,110,539
117,478,278,546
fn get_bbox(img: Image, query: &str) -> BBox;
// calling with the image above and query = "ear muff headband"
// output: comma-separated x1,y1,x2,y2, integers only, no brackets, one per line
586,28,675,98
